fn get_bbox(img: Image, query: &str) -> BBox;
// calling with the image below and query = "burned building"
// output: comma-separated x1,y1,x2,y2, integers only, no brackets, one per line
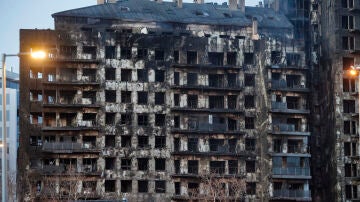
18,0,311,201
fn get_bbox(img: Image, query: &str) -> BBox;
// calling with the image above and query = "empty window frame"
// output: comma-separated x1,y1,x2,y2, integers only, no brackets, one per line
228,95,237,109
174,72,180,85
155,181,166,193
344,120,357,135
173,50,179,63
208,52,224,65
155,114,165,126
271,51,281,64
342,0,354,8
105,90,116,102
120,113,132,125
83,46,97,59
121,91,132,103
121,180,132,193
105,136,115,147
105,46,116,59
155,136,166,149
210,161,225,174
343,78,356,92
343,36,355,50
137,92,148,104
137,136,149,148
228,160,238,174
246,182,256,195
173,116,180,128
344,142,357,156
245,138,256,151
174,94,180,106
137,69,148,82
188,160,199,174
60,45,77,58
105,113,116,125
245,74,255,87
121,135,131,147
138,114,148,126
244,52,254,65
245,117,255,129
121,47,132,59
138,158,149,171
188,138,198,152
245,95,255,108
138,180,148,193
187,95,198,108
155,70,165,82
155,92,165,105
286,53,301,66
105,68,116,80
343,100,356,113
137,48,148,59
246,160,256,173
155,49,164,60
105,157,116,170
187,73,198,85
105,180,116,192
121,69,132,82
155,158,166,171
121,158,131,170
209,96,224,109
227,52,237,65
343,57,354,70
187,51,197,64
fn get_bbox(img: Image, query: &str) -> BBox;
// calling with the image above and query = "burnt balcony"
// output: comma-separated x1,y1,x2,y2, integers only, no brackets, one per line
43,75,99,85
271,80,309,92
80,165,102,176
171,63,240,70
171,123,241,134
171,106,243,114
172,147,255,157
42,142,100,153
272,189,311,200
272,124,310,136
272,167,311,179
43,98,100,108
271,102,310,114
171,83,243,91
42,120,99,131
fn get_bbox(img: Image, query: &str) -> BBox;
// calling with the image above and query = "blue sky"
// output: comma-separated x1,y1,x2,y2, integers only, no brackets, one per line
0,0,260,72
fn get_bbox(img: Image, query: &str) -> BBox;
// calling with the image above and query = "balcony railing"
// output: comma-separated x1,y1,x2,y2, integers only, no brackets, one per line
271,80,308,91
172,83,243,91
271,102,309,114
273,189,311,198
272,167,310,176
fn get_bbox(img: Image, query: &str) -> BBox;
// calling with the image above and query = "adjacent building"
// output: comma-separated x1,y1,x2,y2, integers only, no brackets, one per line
18,0,312,201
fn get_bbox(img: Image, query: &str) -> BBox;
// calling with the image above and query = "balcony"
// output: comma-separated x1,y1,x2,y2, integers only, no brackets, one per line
272,189,311,200
43,76,99,86
43,98,100,108
271,124,310,136
271,102,310,114
172,147,255,157
42,120,99,131
171,106,243,114
171,123,241,134
171,63,240,70
271,80,309,92
271,146,310,157
42,142,100,153
272,167,311,179
171,83,243,91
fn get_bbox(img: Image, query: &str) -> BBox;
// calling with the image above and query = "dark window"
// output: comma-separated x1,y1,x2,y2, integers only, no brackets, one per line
121,135,131,147
60,45,77,58
138,158,149,171
343,57,354,70
155,114,165,126
155,136,166,149
228,95,237,109
344,100,356,113
286,53,301,66
245,74,255,87
121,180,132,193
174,160,180,174
346,185,352,199
188,160,198,174
137,48,148,59
120,114,132,125
208,52,224,65
105,136,115,147
138,136,149,148
229,160,238,174
174,94,180,106
245,95,255,108
344,120,357,135
121,91,132,103
246,160,256,173
344,142,351,156
342,16,354,29
137,92,148,104
155,70,165,82
105,113,116,125
83,46,96,59
155,181,166,193
105,157,116,170
105,90,116,102
121,47,132,59
174,72,180,85
210,161,225,174
228,118,237,131
342,0,354,8
188,138,198,152
105,68,116,80
121,69,132,82
105,180,116,192
245,139,256,151
343,78,356,92
138,180,148,193
121,158,131,170
174,116,180,128
227,52,237,65
245,117,255,129
246,182,256,195
187,73,198,85
244,53,254,65
187,95,198,108
174,138,180,151
138,114,148,126
137,69,148,82
155,158,166,171
155,92,165,105
343,36,355,50
187,51,197,64
155,50,164,60
209,96,224,109
173,51,179,63
105,46,116,59
175,182,181,195
209,74,225,88
271,51,281,64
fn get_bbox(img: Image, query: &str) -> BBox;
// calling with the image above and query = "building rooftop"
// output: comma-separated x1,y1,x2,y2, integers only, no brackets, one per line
52,0,292,29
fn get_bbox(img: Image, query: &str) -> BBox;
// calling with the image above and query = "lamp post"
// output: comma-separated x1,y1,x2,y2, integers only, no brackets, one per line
1,51,46,202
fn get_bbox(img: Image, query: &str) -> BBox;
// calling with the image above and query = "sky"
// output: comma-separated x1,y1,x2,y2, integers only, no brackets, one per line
0,0,260,73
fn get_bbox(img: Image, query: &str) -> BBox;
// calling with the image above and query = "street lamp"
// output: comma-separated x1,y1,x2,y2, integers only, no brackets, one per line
1,50,46,202
350,65,360,160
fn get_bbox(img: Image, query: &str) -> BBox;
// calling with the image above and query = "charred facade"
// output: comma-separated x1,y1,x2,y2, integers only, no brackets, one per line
18,0,311,201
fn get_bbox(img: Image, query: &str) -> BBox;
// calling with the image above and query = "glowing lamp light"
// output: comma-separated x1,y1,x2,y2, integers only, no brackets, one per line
350,68,358,76
30,51,47,59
